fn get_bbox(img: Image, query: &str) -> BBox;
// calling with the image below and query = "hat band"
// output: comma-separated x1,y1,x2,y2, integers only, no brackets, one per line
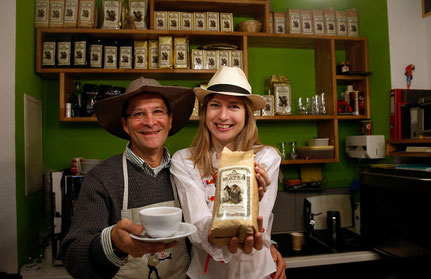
207,84,250,95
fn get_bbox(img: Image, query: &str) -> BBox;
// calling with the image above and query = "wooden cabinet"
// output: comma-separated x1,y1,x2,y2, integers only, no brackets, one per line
35,0,371,165
386,139,431,157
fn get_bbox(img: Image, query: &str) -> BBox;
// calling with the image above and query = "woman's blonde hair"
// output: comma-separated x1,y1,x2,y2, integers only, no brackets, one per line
189,94,264,176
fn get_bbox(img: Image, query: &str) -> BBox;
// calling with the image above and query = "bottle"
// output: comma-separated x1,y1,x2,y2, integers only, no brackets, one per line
69,81,82,117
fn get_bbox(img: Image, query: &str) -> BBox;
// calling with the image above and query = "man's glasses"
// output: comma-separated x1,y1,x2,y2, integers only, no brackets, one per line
127,109,168,120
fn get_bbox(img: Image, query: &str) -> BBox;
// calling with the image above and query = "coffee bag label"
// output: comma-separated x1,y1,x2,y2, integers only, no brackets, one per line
57,42,71,66
90,44,102,68
119,46,132,69
42,42,56,66
215,167,252,221
104,46,118,69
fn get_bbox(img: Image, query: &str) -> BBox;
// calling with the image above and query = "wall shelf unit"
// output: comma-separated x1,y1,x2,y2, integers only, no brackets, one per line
35,0,372,165
386,139,431,157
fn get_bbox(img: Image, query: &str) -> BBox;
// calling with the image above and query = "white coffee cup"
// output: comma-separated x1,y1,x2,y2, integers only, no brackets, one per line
139,207,182,238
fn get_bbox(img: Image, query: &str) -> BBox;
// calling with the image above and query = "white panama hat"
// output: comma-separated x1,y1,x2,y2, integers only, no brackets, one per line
193,66,266,110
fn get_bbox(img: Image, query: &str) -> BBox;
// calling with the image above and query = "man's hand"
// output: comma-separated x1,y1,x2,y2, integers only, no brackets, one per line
270,244,286,279
255,162,271,201
111,218,178,258
208,216,264,254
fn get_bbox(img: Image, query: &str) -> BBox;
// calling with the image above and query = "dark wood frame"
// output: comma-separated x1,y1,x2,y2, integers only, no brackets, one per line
423,0,431,17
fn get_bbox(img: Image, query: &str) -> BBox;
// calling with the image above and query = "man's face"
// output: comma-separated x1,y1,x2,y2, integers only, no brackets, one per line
121,94,172,158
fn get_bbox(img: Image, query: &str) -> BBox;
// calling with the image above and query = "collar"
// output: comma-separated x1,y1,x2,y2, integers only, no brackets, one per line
124,142,171,177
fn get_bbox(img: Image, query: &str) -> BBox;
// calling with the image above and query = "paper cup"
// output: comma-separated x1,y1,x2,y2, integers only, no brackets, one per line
291,232,304,251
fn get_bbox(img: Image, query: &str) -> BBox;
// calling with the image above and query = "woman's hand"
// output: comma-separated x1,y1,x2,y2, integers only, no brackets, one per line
270,244,287,279
255,162,271,201
208,216,264,254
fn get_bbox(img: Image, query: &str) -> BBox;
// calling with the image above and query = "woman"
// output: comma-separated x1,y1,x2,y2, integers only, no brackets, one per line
170,66,281,278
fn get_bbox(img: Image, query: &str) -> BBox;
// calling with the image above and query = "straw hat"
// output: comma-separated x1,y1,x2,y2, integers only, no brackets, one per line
94,77,195,139
194,66,265,110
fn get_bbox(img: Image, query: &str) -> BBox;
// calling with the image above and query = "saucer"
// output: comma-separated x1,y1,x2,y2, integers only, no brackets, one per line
130,222,197,243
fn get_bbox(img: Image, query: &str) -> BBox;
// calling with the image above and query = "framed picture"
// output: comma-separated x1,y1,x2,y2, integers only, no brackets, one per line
262,95,274,116
423,0,431,17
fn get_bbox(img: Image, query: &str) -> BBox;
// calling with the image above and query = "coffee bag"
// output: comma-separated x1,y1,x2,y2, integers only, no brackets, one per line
211,147,259,245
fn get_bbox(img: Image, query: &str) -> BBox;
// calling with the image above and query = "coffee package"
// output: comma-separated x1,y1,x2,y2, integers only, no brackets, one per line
335,10,347,36
285,8,301,34
35,0,50,28
312,9,325,35
323,8,336,36
159,36,173,69
301,9,313,35
49,0,65,28
77,0,96,28
346,8,359,37
63,0,79,28
211,147,259,245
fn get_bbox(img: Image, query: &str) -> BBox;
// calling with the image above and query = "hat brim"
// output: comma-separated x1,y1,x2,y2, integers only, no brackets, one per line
194,87,266,110
94,85,195,139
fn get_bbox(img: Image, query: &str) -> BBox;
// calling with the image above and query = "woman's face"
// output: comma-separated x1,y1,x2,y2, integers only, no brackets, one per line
205,94,246,151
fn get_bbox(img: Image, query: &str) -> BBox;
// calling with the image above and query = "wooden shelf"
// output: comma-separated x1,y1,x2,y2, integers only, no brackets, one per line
337,115,369,120
386,139,431,157
37,68,218,80
37,0,372,166
281,158,337,165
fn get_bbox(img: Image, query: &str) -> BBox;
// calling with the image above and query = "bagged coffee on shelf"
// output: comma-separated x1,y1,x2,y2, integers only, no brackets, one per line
134,40,148,69
168,11,180,31
102,0,122,29
49,0,65,28
323,8,336,36
34,0,50,28
148,40,159,69
77,0,96,28
211,147,259,246
129,0,148,29
63,0,79,28
159,36,173,69
174,37,188,69
347,8,359,37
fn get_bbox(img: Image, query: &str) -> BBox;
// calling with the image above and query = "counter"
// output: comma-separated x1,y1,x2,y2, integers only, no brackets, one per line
284,250,380,269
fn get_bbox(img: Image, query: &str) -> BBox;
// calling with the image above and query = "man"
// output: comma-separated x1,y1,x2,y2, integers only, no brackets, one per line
60,77,286,278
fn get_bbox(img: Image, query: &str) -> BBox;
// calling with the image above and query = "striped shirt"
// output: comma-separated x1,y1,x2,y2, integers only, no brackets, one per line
101,143,172,266
125,142,171,177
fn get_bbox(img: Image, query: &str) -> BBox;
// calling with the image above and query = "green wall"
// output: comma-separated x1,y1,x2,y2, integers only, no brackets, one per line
15,0,391,269
15,0,45,269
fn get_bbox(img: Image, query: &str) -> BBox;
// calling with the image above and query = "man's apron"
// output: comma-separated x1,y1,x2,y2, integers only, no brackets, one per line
114,153,190,279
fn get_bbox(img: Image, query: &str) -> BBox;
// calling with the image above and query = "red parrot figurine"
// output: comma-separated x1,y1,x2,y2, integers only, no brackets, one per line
405,64,415,89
